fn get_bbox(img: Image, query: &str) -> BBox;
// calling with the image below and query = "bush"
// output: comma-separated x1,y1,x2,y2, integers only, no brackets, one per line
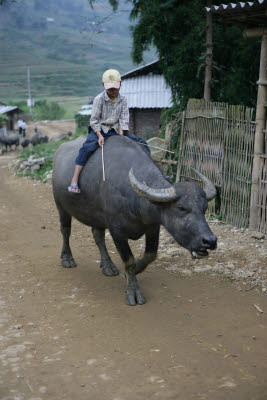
0,113,7,128
75,113,90,129
34,100,66,120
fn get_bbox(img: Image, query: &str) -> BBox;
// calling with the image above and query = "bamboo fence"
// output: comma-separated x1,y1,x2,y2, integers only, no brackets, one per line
175,99,256,229
155,99,266,232
258,156,267,233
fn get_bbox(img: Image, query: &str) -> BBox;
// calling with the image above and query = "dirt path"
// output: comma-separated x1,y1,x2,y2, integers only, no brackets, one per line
26,120,76,139
0,154,267,400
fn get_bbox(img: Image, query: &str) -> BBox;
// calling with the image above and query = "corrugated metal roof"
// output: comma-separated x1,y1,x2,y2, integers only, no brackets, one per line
121,59,160,79
120,74,172,109
206,0,267,26
208,0,267,14
206,0,265,13
0,106,19,114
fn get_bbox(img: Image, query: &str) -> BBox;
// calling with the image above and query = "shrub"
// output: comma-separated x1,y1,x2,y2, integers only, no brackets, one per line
34,100,66,120
75,113,90,129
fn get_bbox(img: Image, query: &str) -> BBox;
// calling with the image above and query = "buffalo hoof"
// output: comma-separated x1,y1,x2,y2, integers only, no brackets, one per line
101,262,119,276
61,256,77,268
126,288,146,306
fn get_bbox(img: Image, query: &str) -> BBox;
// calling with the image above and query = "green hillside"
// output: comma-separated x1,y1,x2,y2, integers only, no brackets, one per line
0,0,155,111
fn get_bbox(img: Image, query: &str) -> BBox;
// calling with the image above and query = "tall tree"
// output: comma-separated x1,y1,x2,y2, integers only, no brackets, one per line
129,0,260,108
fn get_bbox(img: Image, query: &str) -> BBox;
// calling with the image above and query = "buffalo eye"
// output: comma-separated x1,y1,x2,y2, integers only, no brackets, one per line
177,206,187,213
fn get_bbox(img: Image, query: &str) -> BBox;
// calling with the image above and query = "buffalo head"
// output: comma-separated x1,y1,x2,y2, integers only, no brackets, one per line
129,168,217,259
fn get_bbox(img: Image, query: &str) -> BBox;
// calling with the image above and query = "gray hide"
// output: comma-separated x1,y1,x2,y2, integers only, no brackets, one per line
31,132,49,146
0,133,20,151
53,135,217,305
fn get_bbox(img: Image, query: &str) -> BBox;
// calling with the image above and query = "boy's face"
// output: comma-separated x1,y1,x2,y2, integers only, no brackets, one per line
103,83,121,100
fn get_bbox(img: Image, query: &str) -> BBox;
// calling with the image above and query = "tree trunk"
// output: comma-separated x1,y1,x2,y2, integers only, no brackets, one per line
204,0,213,101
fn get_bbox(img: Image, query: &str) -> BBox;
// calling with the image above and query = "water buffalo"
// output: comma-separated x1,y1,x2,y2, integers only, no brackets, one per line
20,137,31,148
31,132,49,146
0,133,20,151
53,135,217,305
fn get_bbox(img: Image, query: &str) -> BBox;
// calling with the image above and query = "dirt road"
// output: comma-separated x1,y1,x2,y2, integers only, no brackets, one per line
0,154,267,400
26,120,76,139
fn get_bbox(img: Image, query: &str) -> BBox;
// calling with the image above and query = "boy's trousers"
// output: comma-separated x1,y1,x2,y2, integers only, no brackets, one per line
75,128,150,166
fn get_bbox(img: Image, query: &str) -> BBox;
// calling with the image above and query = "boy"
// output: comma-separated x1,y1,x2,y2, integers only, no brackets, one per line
68,69,150,193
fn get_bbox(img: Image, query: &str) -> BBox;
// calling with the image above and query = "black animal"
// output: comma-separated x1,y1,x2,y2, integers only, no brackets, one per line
20,137,31,148
31,132,49,146
53,136,217,305
0,132,20,151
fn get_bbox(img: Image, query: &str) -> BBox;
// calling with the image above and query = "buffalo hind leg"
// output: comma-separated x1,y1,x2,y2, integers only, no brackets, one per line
92,228,119,276
58,206,76,268
111,235,146,306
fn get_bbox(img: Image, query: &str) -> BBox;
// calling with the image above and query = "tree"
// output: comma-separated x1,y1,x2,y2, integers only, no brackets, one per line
90,0,260,108
129,0,260,108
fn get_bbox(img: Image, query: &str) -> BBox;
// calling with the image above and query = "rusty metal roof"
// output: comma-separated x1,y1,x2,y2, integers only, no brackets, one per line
206,0,267,27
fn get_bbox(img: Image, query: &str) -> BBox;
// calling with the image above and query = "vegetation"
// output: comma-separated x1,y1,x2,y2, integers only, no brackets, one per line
17,127,87,181
0,113,7,127
87,0,260,110
33,100,66,120
129,0,260,109
0,0,154,105
75,113,91,129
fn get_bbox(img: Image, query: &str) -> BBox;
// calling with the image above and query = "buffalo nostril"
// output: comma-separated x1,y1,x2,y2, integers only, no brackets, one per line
202,235,217,248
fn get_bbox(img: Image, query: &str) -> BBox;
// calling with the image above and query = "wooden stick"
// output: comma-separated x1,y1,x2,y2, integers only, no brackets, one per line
138,142,175,154
102,145,105,181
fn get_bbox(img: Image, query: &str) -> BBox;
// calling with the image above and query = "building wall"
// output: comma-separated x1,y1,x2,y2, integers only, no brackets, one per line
129,108,163,139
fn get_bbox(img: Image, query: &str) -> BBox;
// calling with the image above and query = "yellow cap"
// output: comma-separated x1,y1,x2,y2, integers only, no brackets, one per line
102,69,121,89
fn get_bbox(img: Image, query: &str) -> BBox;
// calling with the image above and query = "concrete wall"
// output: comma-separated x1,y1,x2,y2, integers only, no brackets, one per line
129,108,163,139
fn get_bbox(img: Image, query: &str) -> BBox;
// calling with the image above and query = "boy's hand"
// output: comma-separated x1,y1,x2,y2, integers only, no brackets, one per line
97,132,104,147
118,125,124,136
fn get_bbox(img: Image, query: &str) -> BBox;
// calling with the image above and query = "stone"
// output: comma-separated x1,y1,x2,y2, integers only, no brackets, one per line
164,237,175,245
166,248,180,256
31,164,40,172
250,231,265,240
194,266,213,273
212,265,225,274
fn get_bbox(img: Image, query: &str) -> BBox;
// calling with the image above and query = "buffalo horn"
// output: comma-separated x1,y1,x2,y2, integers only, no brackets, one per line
191,168,217,201
129,168,178,202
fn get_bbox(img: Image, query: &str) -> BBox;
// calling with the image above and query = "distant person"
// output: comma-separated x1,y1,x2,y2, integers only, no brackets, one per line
21,120,27,137
17,119,23,135
34,122,38,133
68,69,150,193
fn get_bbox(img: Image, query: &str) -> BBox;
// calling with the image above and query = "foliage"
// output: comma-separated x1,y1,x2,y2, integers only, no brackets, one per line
129,0,260,109
8,100,29,114
33,100,66,120
17,127,87,181
0,0,151,102
0,113,8,127
75,113,91,129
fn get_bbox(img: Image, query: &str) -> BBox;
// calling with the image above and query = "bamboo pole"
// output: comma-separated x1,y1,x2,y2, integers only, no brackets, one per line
204,0,213,101
249,33,267,229
244,28,267,39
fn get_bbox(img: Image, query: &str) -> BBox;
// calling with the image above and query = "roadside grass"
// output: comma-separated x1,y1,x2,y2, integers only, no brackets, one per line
17,128,87,181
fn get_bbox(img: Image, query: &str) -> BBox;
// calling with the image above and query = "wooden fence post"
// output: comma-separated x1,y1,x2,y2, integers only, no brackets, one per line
246,29,267,229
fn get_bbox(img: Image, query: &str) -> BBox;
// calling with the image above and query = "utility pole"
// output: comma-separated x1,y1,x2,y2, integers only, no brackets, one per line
27,66,33,119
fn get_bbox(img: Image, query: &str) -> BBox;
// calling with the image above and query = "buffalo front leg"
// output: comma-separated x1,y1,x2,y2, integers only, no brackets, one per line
111,235,146,306
91,228,119,276
58,207,76,268
135,226,159,275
